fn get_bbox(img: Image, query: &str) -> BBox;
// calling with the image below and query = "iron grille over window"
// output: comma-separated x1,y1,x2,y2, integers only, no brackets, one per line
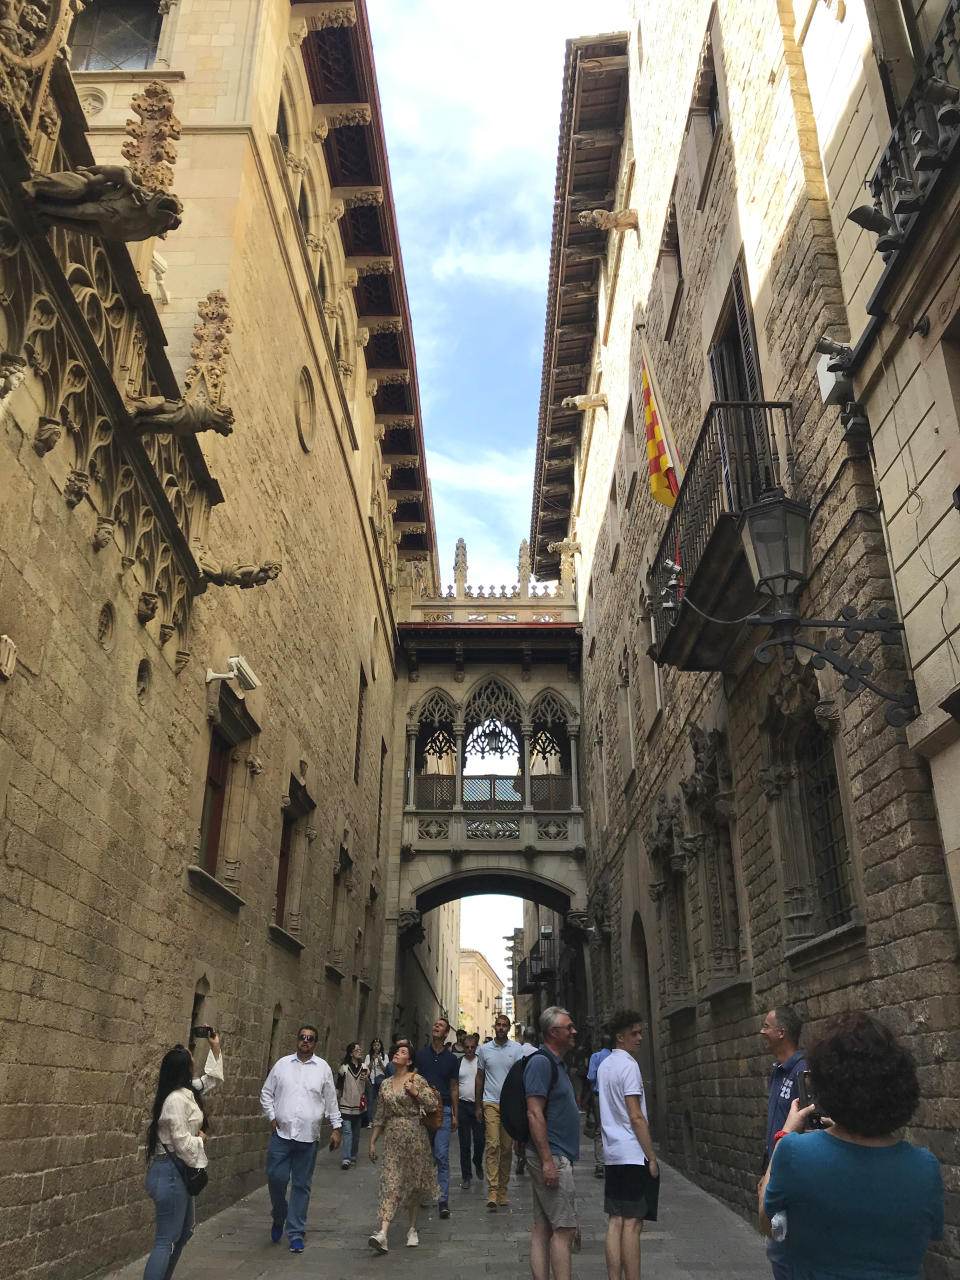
70,0,163,72
796,726,853,931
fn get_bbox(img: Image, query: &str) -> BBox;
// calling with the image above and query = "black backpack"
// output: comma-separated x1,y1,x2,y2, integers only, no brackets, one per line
499,1050,559,1142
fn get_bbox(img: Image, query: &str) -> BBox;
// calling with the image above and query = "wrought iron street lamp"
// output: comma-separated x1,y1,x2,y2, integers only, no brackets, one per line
738,492,918,727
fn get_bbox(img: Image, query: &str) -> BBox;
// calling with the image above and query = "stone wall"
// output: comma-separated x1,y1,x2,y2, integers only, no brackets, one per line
0,3,447,1277
565,1,960,1272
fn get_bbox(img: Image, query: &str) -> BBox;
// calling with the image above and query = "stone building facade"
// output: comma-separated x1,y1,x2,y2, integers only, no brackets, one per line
0,3,455,1277
458,948,502,1038
531,3,960,1271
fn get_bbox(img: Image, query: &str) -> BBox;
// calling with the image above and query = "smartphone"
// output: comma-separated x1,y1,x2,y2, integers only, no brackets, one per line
797,1070,823,1128
192,1025,214,1039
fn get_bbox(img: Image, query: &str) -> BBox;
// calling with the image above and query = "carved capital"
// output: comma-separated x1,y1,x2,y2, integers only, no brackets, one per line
333,186,384,209
369,369,409,386
0,353,26,399
158,623,176,646
357,326,369,348
33,417,61,455
366,378,378,397
175,649,191,673
318,103,372,130
64,469,89,508
92,516,114,551
289,17,309,46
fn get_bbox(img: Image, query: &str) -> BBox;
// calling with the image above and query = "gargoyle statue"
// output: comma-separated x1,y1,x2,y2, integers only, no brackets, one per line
21,165,183,242
130,396,234,437
198,550,281,589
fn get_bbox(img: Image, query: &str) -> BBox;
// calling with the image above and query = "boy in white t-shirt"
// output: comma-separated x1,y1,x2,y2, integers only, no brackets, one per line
596,1010,660,1280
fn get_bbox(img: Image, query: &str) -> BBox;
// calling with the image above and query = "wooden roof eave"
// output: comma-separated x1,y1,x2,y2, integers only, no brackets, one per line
530,31,628,578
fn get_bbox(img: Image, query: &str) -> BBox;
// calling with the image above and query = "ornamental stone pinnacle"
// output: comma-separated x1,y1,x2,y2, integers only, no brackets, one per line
122,80,182,193
184,290,233,410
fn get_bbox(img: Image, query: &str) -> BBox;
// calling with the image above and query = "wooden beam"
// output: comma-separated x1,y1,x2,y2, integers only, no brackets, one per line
571,128,623,148
555,323,596,341
559,282,600,302
579,54,629,73
382,453,421,468
563,244,605,264
387,489,425,503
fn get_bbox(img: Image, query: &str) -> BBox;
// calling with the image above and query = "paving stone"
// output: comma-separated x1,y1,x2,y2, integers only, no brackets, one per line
101,1157,770,1279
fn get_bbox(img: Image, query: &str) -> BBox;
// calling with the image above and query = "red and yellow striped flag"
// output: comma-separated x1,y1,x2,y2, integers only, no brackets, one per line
641,355,679,507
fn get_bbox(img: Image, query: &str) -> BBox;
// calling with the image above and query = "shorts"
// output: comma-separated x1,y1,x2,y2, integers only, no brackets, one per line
603,1163,660,1221
526,1147,578,1230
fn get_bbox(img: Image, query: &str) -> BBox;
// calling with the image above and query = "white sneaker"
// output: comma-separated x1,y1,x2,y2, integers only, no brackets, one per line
406,1229,419,1248
368,1230,388,1254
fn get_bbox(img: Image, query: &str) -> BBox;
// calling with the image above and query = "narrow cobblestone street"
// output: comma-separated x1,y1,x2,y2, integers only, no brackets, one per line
104,1155,771,1280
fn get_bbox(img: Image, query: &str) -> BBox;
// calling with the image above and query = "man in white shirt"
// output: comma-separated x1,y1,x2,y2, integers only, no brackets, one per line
476,1013,523,1210
457,1034,485,1187
260,1025,342,1253
597,1010,659,1280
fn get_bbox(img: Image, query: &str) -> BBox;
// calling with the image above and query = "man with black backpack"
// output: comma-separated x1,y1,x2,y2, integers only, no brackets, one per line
499,1007,580,1280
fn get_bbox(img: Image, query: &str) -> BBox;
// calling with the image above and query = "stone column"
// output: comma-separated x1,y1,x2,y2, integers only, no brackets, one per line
454,721,465,812
569,727,581,810
522,722,533,811
405,726,416,809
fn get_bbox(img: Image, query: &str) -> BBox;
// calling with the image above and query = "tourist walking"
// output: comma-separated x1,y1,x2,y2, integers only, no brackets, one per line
525,1007,580,1280
142,1029,223,1280
760,1012,943,1278
597,1010,659,1280
367,1043,441,1252
760,1006,806,1280
476,1011,523,1209
457,1033,485,1187
414,1015,460,1219
585,1033,613,1177
260,1025,342,1253
336,1042,368,1168
363,1037,389,1122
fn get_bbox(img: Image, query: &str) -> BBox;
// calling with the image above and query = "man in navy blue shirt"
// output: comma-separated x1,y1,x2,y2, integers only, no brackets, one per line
760,1006,805,1280
415,1016,460,1218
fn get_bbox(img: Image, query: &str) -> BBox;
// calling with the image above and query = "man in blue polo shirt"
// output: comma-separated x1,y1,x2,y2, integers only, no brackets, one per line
415,1015,460,1219
525,1007,580,1280
476,1012,523,1210
760,1005,805,1280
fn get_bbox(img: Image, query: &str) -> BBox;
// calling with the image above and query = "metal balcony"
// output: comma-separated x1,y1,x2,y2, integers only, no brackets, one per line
860,0,960,311
650,401,793,671
515,937,559,994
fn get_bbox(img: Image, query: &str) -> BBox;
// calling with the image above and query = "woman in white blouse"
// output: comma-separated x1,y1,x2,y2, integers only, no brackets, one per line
143,1031,223,1280
363,1038,389,1123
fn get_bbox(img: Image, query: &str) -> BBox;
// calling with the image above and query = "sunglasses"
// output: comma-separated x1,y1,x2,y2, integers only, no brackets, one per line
298,1034,317,1043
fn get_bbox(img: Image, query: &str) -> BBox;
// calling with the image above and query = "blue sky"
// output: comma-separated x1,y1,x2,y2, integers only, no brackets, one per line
367,0,628,592
366,0,628,991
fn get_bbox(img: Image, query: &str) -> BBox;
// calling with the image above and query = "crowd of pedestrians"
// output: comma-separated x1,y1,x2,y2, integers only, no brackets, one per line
139,1002,944,1280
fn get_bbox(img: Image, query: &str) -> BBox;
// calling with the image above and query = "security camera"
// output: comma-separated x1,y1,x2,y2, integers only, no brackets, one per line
229,655,261,691
204,654,261,690
815,336,853,366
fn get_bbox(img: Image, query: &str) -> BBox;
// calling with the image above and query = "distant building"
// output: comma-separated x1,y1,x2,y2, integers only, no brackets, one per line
459,949,504,1039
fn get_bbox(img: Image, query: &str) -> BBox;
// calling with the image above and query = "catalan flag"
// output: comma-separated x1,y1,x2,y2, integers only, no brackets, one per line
641,354,680,507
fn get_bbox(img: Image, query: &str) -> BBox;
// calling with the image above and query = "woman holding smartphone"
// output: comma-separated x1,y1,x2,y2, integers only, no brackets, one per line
143,1029,223,1280
335,1043,368,1168
759,1012,942,1279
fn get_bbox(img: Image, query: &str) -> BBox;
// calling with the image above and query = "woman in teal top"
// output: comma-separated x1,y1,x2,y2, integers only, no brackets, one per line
760,1012,943,1280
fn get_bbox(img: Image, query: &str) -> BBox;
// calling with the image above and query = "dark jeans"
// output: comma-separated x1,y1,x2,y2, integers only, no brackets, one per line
458,1099,485,1180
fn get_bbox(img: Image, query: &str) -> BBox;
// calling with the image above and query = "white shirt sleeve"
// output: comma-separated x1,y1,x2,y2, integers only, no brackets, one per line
322,1063,343,1129
192,1049,224,1096
260,1062,279,1121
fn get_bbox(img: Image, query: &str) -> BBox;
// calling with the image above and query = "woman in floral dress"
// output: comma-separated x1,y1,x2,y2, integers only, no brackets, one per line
367,1043,440,1252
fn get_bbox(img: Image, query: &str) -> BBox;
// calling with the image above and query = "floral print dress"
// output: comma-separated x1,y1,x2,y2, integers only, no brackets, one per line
376,1073,441,1219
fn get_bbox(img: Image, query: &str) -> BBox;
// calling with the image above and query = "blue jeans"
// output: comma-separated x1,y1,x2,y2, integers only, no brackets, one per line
266,1133,318,1244
767,1237,792,1279
144,1156,195,1280
341,1114,362,1163
458,1100,485,1180
432,1105,452,1202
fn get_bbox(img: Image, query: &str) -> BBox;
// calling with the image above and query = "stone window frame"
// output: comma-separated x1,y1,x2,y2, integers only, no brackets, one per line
187,680,261,913
636,588,664,739
270,774,316,953
679,725,750,993
646,793,695,1010
327,826,356,980
761,675,865,958
617,398,640,511
683,10,728,212
657,192,684,343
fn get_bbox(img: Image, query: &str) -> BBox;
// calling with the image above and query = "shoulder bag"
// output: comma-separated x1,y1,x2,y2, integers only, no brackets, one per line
419,1083,445,1132
162,1143,209,1196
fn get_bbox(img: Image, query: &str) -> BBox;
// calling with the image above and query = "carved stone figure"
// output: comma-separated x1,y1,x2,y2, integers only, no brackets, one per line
33,416,60,455
578,208,639,232
21,166,183,241
0,352,26,398
138,591,160,623
397,907,425,947
130,396,234,437
560,392,608,411
199,552,281,589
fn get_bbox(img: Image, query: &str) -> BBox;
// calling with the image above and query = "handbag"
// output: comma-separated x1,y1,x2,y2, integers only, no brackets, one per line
420,1084,444,1133
162,1144,209,1196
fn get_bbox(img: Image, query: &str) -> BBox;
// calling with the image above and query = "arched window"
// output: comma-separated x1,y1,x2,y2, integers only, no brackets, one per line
276,97,291,151
70,0,163,72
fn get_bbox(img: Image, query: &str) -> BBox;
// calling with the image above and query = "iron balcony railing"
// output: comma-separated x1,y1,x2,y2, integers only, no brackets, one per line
862,1,960,288
650,400,793,625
